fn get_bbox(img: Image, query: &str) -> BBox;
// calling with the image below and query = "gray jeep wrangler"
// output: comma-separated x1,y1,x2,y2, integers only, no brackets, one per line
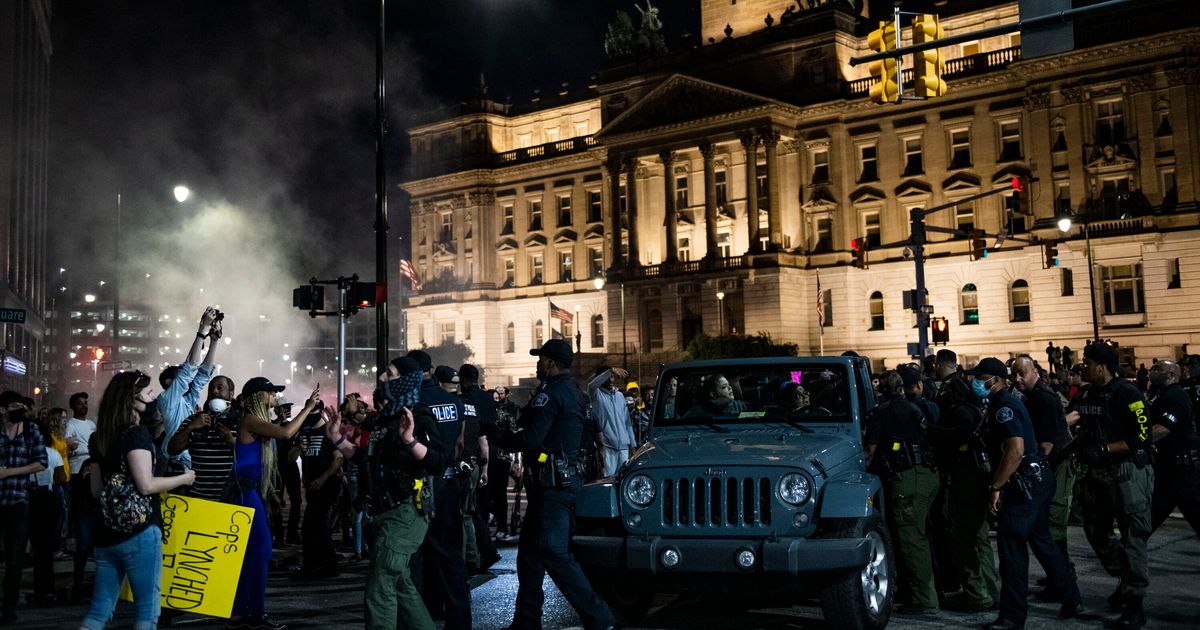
574,356,894,630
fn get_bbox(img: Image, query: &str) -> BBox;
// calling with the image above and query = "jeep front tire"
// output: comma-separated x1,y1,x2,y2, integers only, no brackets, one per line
817,512,894,630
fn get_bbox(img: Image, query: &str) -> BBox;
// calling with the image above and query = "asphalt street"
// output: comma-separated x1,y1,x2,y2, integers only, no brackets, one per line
15,519,1200,629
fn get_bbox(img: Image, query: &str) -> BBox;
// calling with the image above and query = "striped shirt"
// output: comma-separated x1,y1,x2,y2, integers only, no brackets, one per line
179,417,234,501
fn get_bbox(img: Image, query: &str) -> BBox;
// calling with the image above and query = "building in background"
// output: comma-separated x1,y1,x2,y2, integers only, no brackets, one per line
402,0,1200,380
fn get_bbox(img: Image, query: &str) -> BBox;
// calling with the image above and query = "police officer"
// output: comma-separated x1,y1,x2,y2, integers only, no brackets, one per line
929,372,999,613
362,357,448,630
900,364,940,426
1074,342,1153,630
972,357,1080,630
498,339,616,630
1011,356,1076,582
459,363,502,572
864,370,940,615
406,350,473,630
1147,360,1200,534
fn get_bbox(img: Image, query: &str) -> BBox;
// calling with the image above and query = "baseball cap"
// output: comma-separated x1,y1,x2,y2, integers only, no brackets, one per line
530,338,573,368
434,365,459,384
243,376,285,396
406,349,433,372
0,391,23,409
274,394,293,409
967,357,1009,379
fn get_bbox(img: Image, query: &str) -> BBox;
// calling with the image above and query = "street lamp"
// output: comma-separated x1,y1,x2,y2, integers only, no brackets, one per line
1058,212,1100,342
173,185,191,203
716,291,726,335
84,294,96,303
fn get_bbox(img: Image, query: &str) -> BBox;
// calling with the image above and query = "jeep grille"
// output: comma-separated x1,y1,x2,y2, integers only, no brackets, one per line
661,476,773,528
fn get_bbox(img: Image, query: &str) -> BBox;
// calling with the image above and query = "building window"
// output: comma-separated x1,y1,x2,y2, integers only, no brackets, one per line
528,199,543,231
518,132,532,148
869,291,885,330
558,250,573,282
591,314,605,348
586,190,602,223
715,169,729,211
814,217,833,253
645,309,663,350
858,144,878,182
1061,267,1074,297
464,320,471,340
439,212,453,243
1168,258,1182,289
575,121,589,136
501,204,514,235
998,120,1022,162
756,163,768,207
812,149,830,184
503,258,515,287
1162,169,1178,207
960,40,979,57
863,211,881,248
1009,33,1021,48
1055,181,1072,214
532,320,544,349
903,137,923,176
1102,264,1144,314
557,194,572,227
717,231,732,258
545,127,559,142
679,237,692,262
439,322,455,343
589,246,604,277
1010,279,1031,322
961,283,980,325
949,129,972,169
955,200,975,233
1096,100,1126,145
1156,110,1173,137
675,175,689,209
619,184,627,216
529,254,543,285
822,289,834,327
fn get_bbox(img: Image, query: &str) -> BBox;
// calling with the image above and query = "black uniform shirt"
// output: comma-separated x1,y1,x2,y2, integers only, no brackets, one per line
460,386,496,459
1151,382,1200,459
1024,380,1070,452
984,389,1037,464
498,373,586,466
417,379,467,463
1103,378,1153,454
864,394,926,448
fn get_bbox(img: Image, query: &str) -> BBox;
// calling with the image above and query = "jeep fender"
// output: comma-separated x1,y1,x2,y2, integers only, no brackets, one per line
577,480,620,519
816,471,884,519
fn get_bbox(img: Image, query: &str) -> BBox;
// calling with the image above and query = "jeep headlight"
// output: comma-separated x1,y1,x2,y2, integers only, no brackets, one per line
624,474,656,507
778,473,811,506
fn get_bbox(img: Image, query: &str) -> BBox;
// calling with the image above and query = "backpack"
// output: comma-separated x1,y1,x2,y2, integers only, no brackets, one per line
99,442,153,534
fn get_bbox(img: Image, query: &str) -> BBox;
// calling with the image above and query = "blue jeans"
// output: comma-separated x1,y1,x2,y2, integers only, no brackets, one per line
81,525,163,630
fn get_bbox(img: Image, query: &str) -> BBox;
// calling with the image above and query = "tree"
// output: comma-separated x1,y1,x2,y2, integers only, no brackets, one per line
420,339,474,371
684,333,799,361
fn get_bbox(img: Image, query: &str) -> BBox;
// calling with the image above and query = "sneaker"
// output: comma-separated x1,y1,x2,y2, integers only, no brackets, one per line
247,616,288,630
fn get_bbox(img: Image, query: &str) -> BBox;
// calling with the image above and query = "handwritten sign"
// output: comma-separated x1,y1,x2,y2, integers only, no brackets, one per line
120,494,254,618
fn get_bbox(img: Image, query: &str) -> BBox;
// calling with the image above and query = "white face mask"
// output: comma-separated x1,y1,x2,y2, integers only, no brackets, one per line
207,398,230,414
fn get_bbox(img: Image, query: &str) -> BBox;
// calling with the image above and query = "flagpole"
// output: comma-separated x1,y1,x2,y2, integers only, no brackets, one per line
817,270,825,356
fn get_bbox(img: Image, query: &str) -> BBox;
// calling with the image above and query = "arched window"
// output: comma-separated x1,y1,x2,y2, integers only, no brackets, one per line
869,291,885,330
1010,279,1030,322
591,314,605,348
961,283,979,325
533,320,544,349
505,322,515,353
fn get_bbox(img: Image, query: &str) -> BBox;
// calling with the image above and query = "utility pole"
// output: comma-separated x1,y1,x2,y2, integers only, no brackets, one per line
373,0,390,370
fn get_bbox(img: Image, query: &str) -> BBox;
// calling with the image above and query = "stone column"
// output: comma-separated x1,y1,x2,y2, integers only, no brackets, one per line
761,129,783,251
739,133,760,254
700,140,719,259
605,153,623,270
660,149,678,263
624,155,641,267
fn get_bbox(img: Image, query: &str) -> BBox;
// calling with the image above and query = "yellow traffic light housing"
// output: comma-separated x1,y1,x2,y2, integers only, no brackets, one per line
1043,241,1059,269
1008,176,1032,216
867,21,899,104
912,14,947,98
970,229,988,261
851,238,870,269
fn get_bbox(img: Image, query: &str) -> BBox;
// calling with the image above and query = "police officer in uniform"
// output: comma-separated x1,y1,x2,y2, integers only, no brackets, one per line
864,370,940,615
406,350,473,630
1073,342,1152,630
972,358,1080,630
498,339,616,630
459,363,502,571
362,357,448,630
929,372,999,613
1147,360,1200,534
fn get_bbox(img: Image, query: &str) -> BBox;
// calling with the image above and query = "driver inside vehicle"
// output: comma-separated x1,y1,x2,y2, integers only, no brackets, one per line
682,374,749,418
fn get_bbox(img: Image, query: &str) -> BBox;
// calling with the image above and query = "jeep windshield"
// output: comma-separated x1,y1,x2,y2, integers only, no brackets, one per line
656,362,853,427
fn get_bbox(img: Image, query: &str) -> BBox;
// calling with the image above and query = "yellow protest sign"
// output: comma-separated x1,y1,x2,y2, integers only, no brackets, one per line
120,494,255,618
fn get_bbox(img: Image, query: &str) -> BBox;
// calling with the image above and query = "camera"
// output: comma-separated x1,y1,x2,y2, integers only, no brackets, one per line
213,309,225,322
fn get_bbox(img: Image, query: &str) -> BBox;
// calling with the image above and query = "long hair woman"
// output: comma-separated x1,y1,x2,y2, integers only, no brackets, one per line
229,378,320,630
79,371,195,630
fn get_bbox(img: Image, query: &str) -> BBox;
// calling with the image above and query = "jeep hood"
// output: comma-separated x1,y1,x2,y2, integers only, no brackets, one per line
629,430,859,474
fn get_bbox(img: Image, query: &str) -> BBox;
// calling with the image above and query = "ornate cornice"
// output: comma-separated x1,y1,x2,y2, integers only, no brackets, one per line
1010,28,1200,79
1129,74,1156,92
1166,67,1200,86
1023,87,1051,111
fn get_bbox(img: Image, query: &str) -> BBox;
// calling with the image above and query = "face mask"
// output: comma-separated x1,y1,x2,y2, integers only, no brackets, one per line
208,398,229,414
138,399,159,426
383,378,409,405
971,378,991,399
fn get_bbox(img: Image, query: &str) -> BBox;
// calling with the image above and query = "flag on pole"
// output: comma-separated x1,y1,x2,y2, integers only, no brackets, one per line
816,271,825,327
398,259,423,291
549,301,574,324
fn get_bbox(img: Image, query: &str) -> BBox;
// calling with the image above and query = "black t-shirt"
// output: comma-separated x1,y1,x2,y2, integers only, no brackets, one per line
1151,383,1200,459
90,426,161,548
299,423,335,484
1024,381,1070,452
864,395,926,447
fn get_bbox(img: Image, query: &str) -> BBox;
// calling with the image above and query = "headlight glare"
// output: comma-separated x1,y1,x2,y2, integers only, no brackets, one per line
625,474,657,507
778,473,811,505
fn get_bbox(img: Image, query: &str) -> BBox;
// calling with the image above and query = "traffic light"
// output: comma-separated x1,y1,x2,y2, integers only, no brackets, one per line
293,284,325,311
347,281,385,309
931,317,950,344
867,21,899,104
912,14,947,98
970,229,988,260
94,348,105,361
851,238,869,269
1007,176,1032,216
1043,241,1059,268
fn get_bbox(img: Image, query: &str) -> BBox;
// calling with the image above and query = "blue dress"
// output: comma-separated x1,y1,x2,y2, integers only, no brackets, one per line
231,440,271,620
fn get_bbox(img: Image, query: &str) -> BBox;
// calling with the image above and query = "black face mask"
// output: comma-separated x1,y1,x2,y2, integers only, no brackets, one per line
7,409,25,424
138,399,159,426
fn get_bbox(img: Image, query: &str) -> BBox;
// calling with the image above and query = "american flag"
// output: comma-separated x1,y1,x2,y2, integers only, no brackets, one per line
549,301,573,324
398,259,422,291
816,271,825,327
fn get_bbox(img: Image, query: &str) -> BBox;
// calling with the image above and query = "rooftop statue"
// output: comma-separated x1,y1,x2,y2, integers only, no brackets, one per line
604,0,668,60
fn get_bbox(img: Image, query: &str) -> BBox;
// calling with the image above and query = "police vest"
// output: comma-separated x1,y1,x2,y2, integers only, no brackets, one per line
366,415,419,512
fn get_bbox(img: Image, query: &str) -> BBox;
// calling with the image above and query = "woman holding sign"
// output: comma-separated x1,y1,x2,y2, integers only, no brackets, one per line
228,377,321,630
80,370,196,630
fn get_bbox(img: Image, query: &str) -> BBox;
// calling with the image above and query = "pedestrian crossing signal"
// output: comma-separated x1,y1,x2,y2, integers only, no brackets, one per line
931,317,950,344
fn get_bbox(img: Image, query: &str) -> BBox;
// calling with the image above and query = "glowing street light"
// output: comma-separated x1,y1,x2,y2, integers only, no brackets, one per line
173,185,191,203
84,294,96,303
95,323,106,333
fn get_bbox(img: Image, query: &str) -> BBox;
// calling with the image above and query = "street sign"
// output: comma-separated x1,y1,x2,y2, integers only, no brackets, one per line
920,304,935,314
100,360,132,371
0,308,26,324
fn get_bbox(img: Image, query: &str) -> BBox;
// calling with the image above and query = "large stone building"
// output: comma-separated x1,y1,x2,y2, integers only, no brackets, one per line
401,0,1200,384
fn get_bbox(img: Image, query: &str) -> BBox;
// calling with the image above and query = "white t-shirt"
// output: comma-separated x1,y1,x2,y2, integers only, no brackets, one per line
34,446,63,488
65,418,96,475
